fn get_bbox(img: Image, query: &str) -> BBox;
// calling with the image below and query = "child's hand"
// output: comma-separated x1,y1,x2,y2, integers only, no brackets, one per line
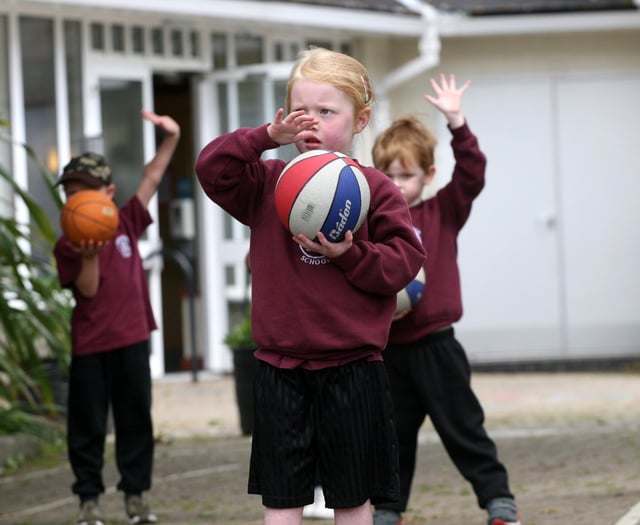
69,239,108,258
268,109,318,146
392,309,411,322
293,230,353,258
141,109,180,137
424,73,470,129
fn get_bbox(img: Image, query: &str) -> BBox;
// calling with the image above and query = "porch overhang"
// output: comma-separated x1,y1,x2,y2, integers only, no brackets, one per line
9,0,425,37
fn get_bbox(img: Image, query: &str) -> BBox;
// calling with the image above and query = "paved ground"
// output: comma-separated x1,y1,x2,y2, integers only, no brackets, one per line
2,370,640,524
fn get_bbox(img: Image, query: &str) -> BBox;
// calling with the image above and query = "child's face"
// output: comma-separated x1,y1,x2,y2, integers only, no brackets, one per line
385,158,434,207
290,78,369,155
63,180,115,199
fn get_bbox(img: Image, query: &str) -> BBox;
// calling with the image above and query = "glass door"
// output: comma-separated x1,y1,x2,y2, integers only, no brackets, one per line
85,64,165,377
99,78,145,209
195,64,292,373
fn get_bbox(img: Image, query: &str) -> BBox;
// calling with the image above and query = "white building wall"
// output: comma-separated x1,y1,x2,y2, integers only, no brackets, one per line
377,29,640,363
4,1,639,369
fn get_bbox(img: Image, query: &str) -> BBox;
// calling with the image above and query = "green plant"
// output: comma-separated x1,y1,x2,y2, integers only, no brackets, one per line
0,119,72,440
223,306,256,350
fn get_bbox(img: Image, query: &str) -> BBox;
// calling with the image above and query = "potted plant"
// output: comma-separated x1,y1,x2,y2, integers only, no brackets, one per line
224,306,257,436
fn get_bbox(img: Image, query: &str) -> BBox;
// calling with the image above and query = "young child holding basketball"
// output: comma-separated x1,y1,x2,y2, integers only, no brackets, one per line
54,109,180,525
195,47,425,525
371,74,521,525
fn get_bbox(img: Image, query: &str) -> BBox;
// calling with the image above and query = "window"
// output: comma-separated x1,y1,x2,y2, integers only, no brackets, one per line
211,33,227,70
111,24,125,52
151,27,164,55
170,29,183,56
91,22,105,50
64,20,84,155
235,33,262,66
131,26,145,54
20,16,59,257
189,30,200,58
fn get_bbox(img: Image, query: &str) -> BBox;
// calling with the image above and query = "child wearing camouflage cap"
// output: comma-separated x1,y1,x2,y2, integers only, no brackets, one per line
54,109,180,525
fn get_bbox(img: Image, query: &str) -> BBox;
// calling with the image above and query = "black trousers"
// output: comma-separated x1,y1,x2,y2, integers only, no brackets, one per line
67,341,154,499
376,328,513,512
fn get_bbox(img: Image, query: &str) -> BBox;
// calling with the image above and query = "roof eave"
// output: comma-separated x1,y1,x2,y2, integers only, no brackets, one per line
15,0,424,37
437,9,640,37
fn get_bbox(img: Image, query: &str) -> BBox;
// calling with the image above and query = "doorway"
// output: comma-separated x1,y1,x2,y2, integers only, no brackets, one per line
151,73,198,373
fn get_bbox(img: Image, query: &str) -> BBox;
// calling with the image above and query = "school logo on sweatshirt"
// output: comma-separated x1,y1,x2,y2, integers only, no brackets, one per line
298,245,329,266
115,234,132,258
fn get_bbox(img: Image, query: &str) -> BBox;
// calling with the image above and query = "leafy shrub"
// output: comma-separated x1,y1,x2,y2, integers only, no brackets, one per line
0,120,72,440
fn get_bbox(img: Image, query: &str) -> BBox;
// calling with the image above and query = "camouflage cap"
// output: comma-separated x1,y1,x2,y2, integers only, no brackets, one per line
55,152,112,188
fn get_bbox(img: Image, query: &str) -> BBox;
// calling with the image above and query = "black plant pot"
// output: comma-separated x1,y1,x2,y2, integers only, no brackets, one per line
231,347,258,436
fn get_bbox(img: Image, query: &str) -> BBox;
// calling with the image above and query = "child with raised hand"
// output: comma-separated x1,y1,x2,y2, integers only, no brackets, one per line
195,47,425,525
54,110,180,525
371,74,521,525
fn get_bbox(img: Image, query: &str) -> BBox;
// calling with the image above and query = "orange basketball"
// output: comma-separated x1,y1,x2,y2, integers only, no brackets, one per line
60,190,119,245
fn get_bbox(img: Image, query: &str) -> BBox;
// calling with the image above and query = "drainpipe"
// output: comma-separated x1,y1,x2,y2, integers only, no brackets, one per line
376,0,441,133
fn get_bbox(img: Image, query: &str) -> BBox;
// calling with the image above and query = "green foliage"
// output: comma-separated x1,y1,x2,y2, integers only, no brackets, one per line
0,120,72,441
0,407,62,441
224,306,257,350
2,432,66,473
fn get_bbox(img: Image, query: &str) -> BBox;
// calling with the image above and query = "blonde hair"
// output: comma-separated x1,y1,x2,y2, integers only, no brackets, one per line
285,47,374,119
372,116,437,173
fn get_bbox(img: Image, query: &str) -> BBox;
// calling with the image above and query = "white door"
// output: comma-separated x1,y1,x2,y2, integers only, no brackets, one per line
195,65,294,373
556,72,640,358
442,77,563,363
85,64,165,377
444,72,640,363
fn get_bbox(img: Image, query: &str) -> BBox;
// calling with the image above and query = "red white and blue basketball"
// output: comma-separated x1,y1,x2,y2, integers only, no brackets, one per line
396,267,426,314
275,150,370,242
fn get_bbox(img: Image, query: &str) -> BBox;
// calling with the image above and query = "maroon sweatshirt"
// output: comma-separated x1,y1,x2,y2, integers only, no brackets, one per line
196,124,425,369
54,197,156,355
389,122,486,344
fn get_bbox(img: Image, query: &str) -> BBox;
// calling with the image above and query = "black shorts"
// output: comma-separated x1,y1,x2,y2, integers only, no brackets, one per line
248,358,399,509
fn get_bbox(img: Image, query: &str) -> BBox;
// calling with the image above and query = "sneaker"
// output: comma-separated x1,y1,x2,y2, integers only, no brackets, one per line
76,500,105,525
125,495,158,524
487,497,521,525
302,486,334,520
373,509,402,525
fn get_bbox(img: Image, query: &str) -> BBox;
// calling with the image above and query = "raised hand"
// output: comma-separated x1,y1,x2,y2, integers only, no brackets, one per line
268,108,319,146
424,73,470,128
141,109,180,137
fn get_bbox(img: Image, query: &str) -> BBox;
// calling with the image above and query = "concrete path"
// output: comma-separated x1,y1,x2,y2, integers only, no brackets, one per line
151,370,640,439
2,370,640,524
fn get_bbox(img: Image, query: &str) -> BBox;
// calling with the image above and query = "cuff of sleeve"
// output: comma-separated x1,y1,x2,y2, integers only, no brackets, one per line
329,242,364,271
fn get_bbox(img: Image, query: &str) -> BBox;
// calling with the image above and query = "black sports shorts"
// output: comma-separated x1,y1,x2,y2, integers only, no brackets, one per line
248,358,400,509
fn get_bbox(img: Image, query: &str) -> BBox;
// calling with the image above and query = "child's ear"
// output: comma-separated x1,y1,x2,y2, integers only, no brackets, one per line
105,184,116,199
424,165,436,186
353,107,371,135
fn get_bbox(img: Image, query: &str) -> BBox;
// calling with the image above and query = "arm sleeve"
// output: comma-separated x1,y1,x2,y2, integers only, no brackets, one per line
332,170,426,296
195,124,281,226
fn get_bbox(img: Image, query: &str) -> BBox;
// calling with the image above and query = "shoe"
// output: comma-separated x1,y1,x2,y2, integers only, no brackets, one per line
76,500,105,525
125,495,158,524
302,486,334,519
487,497,521,525
490,518,521,525
373,509,402,525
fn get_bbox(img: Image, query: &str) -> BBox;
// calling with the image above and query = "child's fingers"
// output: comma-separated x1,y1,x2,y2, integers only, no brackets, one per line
141,109,158,121
424,94,437,106
429,77,442,94
458,79,472,94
